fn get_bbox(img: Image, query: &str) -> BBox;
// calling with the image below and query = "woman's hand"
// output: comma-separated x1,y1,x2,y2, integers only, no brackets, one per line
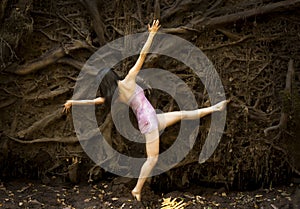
148,19,161,33
63,100,73,113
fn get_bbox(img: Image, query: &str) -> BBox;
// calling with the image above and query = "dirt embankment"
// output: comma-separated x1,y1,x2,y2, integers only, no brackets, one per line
0,0,300,197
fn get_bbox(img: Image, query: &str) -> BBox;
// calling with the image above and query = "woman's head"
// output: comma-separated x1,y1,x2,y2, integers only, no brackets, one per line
97,68,120,107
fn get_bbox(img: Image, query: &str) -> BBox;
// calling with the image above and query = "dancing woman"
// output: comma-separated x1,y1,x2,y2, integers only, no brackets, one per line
63,20,229,201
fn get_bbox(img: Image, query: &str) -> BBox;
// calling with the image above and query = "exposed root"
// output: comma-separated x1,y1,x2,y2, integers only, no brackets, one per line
190,0,300,28
264,59,294,136
5,40,91,75
0,98,17,109
201,35,254,51
17,109,64,139
24,87,70,101
7,135,79,144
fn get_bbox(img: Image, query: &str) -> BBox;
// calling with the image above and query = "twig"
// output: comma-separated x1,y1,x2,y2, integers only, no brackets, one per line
0,37,19,61
56,13,86,40
217,28,241,40
249,62,270,82
1,88,23,98
37,29,60,42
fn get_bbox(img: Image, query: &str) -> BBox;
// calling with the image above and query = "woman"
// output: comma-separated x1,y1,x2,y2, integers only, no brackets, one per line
63,20,229,201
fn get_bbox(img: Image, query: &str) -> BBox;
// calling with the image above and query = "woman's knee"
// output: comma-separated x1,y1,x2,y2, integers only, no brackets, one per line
146,155,158,167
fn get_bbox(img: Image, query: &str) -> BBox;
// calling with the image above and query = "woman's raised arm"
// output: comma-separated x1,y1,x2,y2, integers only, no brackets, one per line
123,20,161,82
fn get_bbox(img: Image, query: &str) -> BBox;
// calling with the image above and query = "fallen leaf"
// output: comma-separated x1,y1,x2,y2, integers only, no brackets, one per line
161,197,186,209
17,184,31,193
281,192,290,196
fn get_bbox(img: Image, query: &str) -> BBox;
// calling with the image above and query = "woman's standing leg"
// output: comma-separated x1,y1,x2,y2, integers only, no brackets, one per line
132,130,160,201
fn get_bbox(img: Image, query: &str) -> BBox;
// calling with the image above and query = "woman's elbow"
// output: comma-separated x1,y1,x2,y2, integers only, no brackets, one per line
94,97,105,104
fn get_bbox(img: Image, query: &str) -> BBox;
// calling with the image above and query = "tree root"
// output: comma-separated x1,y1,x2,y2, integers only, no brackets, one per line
7,135,78,144
79,0,106,45
0,0,8,22
161,0,201,21
164,0,300,33
57,57,84,70
24,87,70,101
201,35,254,51
262,138,300,176
190,0,300,28
17,109,64,139
5,40,91,75
0,98,17,109
154,0,161,19
264,59,294,136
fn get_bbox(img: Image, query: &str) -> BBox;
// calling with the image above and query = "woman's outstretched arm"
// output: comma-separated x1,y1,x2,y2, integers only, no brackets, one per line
63,97,105,113
124,19,161,82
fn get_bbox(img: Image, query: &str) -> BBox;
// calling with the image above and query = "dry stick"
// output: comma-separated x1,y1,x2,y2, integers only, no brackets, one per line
56,13,86,40
217,28,241,40
264,59,294,136
5,40,90,75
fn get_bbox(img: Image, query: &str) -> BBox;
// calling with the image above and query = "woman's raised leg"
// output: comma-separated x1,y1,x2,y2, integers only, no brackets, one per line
157,100,229,130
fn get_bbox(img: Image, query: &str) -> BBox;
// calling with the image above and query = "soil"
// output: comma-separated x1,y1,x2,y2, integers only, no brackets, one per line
0,178,299,209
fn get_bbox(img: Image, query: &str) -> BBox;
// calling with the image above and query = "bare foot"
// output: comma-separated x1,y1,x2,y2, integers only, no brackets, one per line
213,100,230,112
131,190,141,201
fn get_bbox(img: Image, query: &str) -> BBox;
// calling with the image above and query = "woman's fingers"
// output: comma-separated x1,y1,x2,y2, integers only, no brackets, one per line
62,103,71,114
148,19,161,32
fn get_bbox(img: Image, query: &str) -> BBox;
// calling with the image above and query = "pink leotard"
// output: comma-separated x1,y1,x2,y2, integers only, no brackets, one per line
128,85,158,134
